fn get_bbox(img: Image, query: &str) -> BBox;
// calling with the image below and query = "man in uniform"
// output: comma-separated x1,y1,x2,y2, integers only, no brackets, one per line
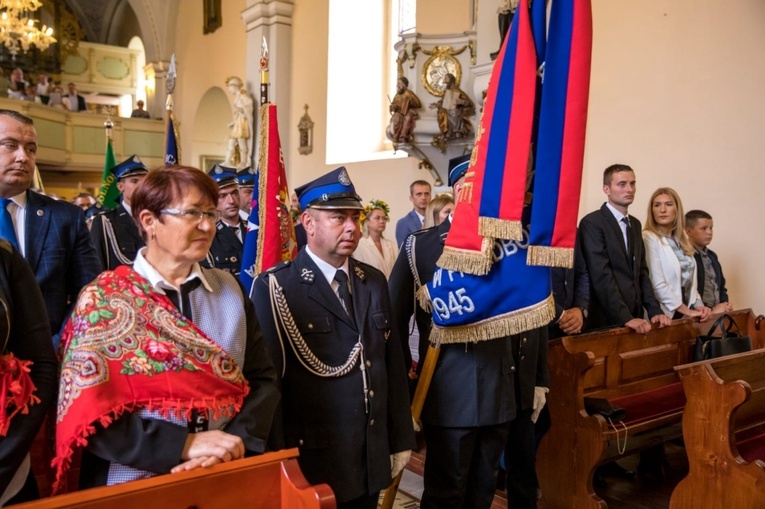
252,167,415,509
389,154,548,509
202,164,245,276
237,166,256,218
90,155,148,270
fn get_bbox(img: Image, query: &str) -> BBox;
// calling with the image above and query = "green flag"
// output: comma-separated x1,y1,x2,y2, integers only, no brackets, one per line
97,138,119,209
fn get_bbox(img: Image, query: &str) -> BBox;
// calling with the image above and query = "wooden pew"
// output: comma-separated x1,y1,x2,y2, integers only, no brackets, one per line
537,309,764,509
670,349,765,509
16,448,335,508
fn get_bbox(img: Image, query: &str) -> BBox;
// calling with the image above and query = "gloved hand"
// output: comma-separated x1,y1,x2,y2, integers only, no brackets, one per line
390,450,412,478
530,386,549,423
412,416,421,432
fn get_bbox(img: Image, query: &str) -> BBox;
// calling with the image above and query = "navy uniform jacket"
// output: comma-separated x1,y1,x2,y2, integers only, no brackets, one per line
579,203,662,330
90,204,144,270
252,250,415,503
24,191,102,343
389,219,525,427
202,219,244,276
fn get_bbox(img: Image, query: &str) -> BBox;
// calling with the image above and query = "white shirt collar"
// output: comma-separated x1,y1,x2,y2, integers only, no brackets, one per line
605,202,629,222
132,248,213,294
415,210,425,223
122,201,132,216
305,246,349,287
7,191,27,208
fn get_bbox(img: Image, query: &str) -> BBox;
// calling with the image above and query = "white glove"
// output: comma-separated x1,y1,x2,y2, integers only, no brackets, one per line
412,416,421,432
390,450,412,478
530,386,549,423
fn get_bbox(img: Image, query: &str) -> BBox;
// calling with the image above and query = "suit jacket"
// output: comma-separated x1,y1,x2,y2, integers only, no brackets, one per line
694,248,729,305
202,219,244,276
549,238,590,339
643,231,701,316
395,209,423,247
24,191,102,343
90,204,144,270
389,219,528,427
579,203,662,330
0,240,56,498
252,251,415,503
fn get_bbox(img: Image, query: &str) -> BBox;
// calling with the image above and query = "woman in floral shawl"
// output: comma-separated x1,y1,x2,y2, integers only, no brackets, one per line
54,166,280,491
352,199,398,279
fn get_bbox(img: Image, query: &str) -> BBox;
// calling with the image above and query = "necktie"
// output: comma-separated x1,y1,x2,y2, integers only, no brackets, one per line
334,270,356,326
0,198,18,249
621,216,634,266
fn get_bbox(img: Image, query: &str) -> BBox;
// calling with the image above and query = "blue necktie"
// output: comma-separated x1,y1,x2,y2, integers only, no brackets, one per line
0,198,18,249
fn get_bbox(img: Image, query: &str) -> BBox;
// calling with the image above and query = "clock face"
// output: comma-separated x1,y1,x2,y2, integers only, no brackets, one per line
422,53,462,97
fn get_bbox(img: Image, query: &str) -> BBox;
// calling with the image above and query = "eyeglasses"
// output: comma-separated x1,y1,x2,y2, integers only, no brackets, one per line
160,208,221,224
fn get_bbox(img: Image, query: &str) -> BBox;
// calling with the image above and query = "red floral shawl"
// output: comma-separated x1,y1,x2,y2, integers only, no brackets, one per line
53,266,250,492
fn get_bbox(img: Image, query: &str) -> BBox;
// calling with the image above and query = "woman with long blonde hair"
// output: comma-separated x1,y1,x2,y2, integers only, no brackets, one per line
353,199,398,279
643,187,710,321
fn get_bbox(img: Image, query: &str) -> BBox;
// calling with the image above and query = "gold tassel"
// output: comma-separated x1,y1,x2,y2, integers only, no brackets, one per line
478,217,523,241
416,285,432,312
429,294,555,345
436,236,495,275
526,246,574,268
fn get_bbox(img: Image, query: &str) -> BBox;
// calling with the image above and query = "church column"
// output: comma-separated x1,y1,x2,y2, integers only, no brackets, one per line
241,0,295,169
143,60,171,120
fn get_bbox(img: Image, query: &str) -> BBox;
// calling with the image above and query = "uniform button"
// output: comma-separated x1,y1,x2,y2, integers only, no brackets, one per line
299,439,304,446
511,366,516,372
370,419,375,426
308,323,313,329
522,337,527,343
366,360,372,367
521,355,525,360
369,390,375,398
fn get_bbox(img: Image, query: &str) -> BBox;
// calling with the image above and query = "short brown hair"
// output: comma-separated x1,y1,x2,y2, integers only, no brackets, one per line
409,180,431,195
685,209,712,229
0,109,34,125
131,165,219,241
603,164,634,186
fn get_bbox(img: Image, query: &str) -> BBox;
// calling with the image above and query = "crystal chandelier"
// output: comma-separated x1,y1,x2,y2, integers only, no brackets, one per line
0,0,56,58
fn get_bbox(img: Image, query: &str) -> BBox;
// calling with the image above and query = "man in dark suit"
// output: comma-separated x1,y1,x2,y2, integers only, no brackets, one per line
90,155,148,270
252,167,415,509
389,155,546,508
395,179,431,246
65,82,87,112
0,109,101,347
548,238,590,340
579,164,670,334
202,164,245,276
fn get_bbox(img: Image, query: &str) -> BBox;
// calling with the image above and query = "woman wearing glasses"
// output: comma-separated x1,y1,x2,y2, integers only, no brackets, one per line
53,166,280,491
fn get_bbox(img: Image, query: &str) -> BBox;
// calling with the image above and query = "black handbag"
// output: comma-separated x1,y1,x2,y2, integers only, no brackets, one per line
584,397,626,422
693,314,752,362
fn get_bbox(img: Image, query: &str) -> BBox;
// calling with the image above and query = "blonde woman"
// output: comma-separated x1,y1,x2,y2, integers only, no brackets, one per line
643,187,711,321
353,199,398,279
423,193,455,229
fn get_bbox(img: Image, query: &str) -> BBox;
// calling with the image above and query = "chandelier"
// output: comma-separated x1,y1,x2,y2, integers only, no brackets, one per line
0,0,56,58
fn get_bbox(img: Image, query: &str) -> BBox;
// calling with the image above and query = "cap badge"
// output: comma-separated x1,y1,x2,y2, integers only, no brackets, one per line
338,168,351,186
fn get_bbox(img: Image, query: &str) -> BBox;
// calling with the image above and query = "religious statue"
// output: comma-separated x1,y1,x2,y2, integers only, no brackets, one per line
492,0,519,60
224,76,254,168
387,76,422,146
430,73,475,152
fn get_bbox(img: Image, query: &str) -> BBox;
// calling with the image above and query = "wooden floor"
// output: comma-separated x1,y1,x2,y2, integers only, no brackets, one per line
394,442,689,508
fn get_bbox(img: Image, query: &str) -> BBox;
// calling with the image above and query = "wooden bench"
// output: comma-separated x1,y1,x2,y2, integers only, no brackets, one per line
537,309,764,509
16,448,335,508
670,349,765,509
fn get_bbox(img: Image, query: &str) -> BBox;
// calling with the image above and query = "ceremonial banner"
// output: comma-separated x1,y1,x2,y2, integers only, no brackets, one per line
239,104,296,296
164,113,180,165
96,138,119,209
527,0,592,268
438,0,537,275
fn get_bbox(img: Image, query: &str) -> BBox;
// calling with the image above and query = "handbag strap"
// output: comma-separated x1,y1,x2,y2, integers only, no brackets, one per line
722,314,741,338
706,315,728,338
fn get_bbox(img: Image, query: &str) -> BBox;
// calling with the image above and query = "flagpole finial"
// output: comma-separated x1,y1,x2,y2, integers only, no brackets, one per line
103,113,114,140
260,37,270,105
166,54,177,110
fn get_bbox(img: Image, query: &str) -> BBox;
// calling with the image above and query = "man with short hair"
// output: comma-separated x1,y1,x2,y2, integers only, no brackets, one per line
65,82,87,112
90,155,149,270
72,192,96,211
202,164,245,276
578,164,670,333
252,167,415,509
395,180,431,246
685,209,733,314
130,99,150,118
0,109,101,346
237,166,256,217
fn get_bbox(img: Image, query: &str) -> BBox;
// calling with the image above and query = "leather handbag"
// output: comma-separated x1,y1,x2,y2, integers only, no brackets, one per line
693,314,752,362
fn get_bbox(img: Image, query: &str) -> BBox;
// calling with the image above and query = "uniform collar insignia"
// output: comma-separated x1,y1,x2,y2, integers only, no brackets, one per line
300,267,315,283
353,265,365,281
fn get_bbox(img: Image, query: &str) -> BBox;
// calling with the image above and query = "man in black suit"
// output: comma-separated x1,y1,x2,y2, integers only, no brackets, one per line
252,167,415,509
90,155,148,270
389,155,547,508
579,164,670,334
202,164,245,276
0,109,101,347
65,82,87,112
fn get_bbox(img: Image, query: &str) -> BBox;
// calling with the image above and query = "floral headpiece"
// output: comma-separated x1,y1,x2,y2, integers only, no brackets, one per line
360,199,390,226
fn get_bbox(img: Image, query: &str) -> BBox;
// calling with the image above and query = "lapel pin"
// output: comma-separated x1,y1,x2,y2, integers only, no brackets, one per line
37,210,44,216
354,266,365,281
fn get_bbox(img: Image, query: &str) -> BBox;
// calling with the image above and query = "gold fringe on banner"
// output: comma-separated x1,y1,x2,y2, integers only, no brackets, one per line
526,245,574,269
478,217,523,241
436,236,495,275
428,294,555,345
254,103,271,276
